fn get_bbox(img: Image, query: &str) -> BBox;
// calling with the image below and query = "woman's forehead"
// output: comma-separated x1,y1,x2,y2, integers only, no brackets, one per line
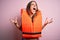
31,2,36,5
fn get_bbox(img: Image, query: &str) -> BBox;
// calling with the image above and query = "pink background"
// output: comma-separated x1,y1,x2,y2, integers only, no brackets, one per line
0,0,60,40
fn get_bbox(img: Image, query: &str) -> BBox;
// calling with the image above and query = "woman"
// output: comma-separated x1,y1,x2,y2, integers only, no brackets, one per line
10,1,53,40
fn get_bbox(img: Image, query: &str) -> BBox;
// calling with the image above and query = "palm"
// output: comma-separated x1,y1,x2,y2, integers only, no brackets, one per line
10,17,18,23
45,18,53,24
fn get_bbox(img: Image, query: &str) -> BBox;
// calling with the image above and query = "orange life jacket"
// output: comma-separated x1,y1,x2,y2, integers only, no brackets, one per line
21,9,42,38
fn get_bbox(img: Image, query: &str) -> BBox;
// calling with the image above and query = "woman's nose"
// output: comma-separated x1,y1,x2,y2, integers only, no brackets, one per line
34,5,36,7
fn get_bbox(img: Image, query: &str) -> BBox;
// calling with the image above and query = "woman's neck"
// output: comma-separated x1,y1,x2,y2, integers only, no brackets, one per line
30,12,36,17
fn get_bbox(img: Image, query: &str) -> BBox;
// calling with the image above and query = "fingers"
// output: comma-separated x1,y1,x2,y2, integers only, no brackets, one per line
14,17,18,23
45,17,53,24
45,17,48,24
14,17,17,21
48,18,53,24
46,17,48,20
9,18,15,23
51,18,53,22
9,16,18,23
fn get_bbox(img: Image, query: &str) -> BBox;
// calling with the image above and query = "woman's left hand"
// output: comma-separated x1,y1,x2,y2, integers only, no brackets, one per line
42,18,53,29
45,18,53,25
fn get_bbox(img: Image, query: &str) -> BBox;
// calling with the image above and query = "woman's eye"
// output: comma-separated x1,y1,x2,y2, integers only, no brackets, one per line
31,3,35,5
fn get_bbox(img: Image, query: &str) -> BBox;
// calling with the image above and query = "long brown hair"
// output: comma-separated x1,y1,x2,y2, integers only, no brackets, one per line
26,1,38,15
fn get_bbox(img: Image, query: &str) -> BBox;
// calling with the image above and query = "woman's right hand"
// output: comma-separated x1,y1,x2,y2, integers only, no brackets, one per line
10,17,20,29
10,17,18,24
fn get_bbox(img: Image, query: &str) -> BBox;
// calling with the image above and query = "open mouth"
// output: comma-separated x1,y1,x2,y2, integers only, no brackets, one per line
33,8,36,10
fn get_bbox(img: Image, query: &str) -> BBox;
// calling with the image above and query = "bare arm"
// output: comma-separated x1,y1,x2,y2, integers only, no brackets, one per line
42,18,53,29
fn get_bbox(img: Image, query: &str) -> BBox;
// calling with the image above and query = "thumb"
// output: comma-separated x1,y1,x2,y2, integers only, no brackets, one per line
9,18,15,23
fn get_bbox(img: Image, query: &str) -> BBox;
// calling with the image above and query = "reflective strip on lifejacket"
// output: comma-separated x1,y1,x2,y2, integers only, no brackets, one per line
23,32,41,35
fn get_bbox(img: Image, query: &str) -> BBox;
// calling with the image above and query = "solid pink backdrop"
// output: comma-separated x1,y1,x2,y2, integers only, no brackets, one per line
0,0,60,40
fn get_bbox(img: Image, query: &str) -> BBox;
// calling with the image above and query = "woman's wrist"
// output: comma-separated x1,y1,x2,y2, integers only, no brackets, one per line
44,23,48,26
14,22,20,28
14,22,17,25
42,22,48,29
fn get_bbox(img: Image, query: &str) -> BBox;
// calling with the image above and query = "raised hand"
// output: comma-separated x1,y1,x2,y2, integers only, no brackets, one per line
45,18,53,24
9,17,20,29
42,18,53,29
10,17,18,24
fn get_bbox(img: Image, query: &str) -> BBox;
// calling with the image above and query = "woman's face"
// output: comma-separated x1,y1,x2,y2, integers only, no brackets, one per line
30,2,37,14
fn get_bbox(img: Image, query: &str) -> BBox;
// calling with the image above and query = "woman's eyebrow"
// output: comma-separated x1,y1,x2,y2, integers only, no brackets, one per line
31,4,34,5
